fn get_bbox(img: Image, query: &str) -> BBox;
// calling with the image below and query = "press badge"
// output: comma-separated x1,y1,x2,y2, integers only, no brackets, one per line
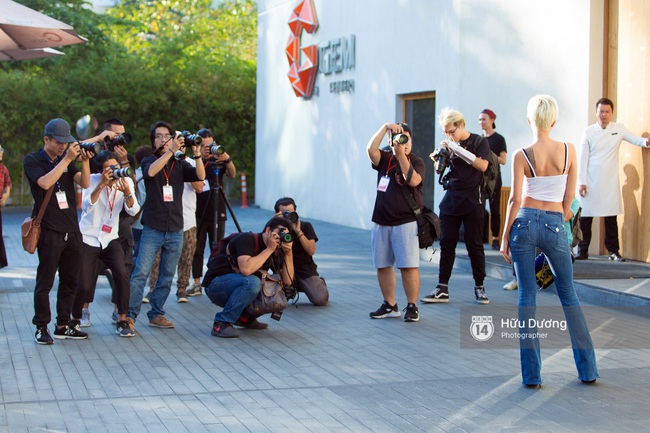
163,185,174,202
377,175,390,192
101,218,114,234
56,191,69,209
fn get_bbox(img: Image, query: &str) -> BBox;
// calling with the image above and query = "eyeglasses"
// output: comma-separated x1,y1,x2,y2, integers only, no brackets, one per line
444,126,458,137
155,134,173,141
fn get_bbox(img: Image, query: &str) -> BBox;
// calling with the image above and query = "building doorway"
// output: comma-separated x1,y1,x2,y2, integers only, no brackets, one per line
401,92,436,210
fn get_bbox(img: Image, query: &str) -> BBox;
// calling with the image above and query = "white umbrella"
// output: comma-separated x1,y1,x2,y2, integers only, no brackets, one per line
0,46,64,61
0,0,87,50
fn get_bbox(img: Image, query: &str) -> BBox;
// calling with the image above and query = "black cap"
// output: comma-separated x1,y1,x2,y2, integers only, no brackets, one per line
44,118,76,143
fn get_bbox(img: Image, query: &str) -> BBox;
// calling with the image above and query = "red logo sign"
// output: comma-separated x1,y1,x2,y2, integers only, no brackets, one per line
286,0,319,98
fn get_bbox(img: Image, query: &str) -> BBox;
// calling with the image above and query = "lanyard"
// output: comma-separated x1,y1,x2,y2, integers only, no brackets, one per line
154,154,175,185
41,149,62,192
105,186,117,218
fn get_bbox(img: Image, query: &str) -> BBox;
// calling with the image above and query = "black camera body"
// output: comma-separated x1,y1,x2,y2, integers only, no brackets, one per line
104,133,132,151
282,210,299,223
110,165,134,179
432,146,451,175
178,130,202,148
78,141,101,155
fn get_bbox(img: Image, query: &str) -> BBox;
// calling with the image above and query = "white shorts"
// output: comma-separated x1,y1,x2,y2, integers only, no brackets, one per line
371,221,420,269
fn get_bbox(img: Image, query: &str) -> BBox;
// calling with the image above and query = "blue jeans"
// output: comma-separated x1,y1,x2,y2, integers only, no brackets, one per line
510,208,599,385
128,225,183,322
206,273,261,323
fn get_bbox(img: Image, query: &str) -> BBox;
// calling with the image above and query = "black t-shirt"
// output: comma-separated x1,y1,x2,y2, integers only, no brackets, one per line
209,232,280,276
140,154,201,232
486,132,507,175
439,133,490,216
371,150,426,226
293,220,318,279
24,149,80,233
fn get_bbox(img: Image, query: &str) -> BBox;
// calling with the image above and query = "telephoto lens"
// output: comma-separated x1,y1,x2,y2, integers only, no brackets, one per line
282,210,299,223
279,231,293,243
111,165,134,179
393,134,409,145
210,144,225,156
79,141,101,154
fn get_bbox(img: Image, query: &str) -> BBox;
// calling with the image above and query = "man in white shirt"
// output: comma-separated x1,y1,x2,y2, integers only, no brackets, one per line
72,150,140,337
577,97,650,261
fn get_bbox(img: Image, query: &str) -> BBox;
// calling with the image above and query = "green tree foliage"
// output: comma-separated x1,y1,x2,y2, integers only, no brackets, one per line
0,0,257,205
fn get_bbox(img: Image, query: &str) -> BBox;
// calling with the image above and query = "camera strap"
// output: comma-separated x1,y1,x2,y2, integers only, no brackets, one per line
399,184,423,218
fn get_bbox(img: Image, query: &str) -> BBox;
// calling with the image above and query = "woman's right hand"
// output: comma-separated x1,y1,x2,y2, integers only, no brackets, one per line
500,238,512,264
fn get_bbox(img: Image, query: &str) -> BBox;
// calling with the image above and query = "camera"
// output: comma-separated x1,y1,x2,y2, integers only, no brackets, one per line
177,130,203,147
279,230,293,243
282,210,299,223
104,133,132,151
393,134,409,145
432,146,451,175
79,141,101,154
210,144,225,156
110,165,134,179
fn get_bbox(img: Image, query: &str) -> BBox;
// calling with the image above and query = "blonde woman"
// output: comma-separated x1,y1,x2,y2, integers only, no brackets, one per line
500,95,598,387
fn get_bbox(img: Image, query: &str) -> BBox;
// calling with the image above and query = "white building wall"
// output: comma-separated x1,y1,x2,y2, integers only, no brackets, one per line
256,0,604,229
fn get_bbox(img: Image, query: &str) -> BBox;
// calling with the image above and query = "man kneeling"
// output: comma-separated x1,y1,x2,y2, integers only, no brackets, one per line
202,216,294,338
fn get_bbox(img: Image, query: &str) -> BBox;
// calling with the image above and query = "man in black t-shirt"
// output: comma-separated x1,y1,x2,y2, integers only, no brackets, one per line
366,122,425,323
274,197,328,306
423,108,490,305
202,216,294,338
24,118,92,344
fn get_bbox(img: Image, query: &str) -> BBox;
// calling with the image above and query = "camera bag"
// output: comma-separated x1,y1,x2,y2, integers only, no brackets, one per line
21,186,54,254
245,272,287,317
400,186,441,249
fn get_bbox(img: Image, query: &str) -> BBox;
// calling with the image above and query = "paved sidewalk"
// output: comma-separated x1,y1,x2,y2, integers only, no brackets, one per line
1,206,649,432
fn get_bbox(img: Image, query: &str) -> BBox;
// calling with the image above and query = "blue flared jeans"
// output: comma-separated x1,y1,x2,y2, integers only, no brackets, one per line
509,208,599,385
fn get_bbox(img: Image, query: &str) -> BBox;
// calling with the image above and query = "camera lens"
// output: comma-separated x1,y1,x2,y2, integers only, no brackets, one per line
79,141,101,154
282,210,298,223
112,166,134,178
393,134,409,145
279,231,293,243
179,131,203,147
210,144,225,155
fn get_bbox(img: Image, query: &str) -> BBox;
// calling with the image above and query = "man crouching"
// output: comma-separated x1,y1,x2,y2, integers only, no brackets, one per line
202,216,294,338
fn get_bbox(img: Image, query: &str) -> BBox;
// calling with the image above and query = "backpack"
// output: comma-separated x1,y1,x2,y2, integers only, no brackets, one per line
202,232,259,287
482,149,500,200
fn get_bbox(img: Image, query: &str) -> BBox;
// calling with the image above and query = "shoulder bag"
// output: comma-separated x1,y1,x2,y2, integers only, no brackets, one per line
400,186,441,250
21,186,54,254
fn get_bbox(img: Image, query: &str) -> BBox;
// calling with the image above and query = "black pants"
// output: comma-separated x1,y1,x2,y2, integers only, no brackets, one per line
439,205,486,287
0,207,7,268
192,217,225,280
74,240,130,318
578,216,619,255
33,229,82,327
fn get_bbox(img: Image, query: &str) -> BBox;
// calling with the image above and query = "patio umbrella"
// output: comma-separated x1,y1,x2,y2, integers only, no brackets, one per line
0,0,87,50
0,46,64,61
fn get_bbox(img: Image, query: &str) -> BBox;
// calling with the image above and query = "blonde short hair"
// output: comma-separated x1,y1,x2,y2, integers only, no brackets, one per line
438,107,465,129
527,94,558,130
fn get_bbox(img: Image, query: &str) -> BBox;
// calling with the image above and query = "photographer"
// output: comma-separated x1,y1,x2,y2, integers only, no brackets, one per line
202,216,294,338
422,108,490,305
274,197,328,306
366,122,425,323
126,121,205,333
188,128,236,297
24,118,92,344
72,151,140,337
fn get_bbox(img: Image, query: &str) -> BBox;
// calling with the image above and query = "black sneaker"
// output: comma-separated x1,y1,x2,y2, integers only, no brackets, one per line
116,320,136,338
475,286,490,305
403,303,419,322
369,301,401,319
53,323,88,340
421,285,449,303
211,321,239,338
35,326,53,345
575,251,588,260
608,252,626,262
491,240,500,250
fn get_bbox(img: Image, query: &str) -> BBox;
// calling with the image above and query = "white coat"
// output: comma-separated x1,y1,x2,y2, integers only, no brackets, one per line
577,122,648,217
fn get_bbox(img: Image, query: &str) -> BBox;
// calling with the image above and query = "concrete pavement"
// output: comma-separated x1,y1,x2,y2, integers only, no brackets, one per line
1,205,649,432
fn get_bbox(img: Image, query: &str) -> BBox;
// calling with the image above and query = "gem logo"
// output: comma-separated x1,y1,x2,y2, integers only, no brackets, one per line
286,0,319,98
470,315,494,342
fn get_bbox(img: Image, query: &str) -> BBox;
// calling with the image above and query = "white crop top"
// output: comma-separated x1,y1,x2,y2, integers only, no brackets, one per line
521,143,568,202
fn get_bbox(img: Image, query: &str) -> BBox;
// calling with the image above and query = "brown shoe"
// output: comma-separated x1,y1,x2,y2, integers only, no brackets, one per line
148,315,175,328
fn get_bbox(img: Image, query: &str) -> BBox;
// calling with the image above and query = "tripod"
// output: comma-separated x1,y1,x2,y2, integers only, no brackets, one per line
206,162,241,249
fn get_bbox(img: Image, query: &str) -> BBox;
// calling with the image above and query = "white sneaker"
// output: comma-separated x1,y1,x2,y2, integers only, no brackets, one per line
503,280,518,290
80,308,91,327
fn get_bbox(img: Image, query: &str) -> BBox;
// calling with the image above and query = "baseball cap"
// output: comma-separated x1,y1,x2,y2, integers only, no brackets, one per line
44,118,76,143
